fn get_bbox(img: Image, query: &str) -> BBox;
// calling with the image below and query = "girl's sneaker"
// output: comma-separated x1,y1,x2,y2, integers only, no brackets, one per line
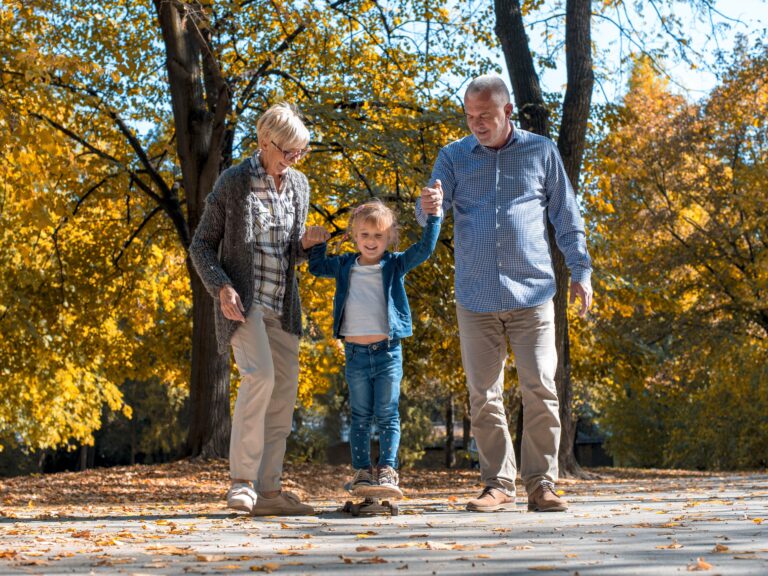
366,465,404,498
349,467,375,495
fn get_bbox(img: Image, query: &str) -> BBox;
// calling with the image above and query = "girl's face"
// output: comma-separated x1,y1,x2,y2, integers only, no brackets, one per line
353,220,391,265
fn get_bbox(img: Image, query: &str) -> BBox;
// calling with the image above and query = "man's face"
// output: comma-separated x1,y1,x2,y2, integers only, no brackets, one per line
464,91,513,149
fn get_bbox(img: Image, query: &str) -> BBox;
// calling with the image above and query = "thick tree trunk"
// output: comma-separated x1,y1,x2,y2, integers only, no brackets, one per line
155,0,232,457
494,0,594,477
462,399,471,453
555,0,594,477
186,264,232,457
445,396,455,468
493,0,550,137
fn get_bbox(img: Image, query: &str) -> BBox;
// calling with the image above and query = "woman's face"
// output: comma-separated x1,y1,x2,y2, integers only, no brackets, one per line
260,137,308,178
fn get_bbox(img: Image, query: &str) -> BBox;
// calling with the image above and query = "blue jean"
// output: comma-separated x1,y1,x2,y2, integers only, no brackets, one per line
344,339,403,469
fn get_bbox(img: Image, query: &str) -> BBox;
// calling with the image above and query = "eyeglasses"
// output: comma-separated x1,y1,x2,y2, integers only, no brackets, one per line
271,140,311,162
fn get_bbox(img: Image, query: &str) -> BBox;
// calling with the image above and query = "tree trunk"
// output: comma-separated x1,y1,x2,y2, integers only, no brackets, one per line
555,0,594,477
513,395,523,465
445,396,455,468
155,0,233,457
79,445,88,471
494,0,594,477
462,399,471,453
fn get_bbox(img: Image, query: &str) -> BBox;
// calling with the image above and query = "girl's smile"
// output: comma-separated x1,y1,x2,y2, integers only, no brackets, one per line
353,221,391,265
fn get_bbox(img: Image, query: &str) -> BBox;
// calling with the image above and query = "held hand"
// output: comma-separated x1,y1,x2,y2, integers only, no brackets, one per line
569,280,593,318
301,225,330,249
420,179,443,216
219,285,246,322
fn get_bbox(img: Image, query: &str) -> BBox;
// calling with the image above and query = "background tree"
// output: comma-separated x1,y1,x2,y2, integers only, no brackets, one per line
492,0,735,475
584,40,768,468
0,0,495,457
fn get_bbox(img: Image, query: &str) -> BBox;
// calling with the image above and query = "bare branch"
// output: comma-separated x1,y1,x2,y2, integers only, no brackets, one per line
112,205,164,266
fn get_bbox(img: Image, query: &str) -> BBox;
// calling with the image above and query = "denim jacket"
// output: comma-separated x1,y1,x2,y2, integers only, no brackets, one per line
308,215,442,340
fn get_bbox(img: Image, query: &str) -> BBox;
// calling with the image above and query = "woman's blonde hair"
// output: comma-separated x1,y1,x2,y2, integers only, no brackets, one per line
348,199,400,247
256,102,310,150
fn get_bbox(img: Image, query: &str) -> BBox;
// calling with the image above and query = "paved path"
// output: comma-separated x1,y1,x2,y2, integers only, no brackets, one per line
1,473,766,575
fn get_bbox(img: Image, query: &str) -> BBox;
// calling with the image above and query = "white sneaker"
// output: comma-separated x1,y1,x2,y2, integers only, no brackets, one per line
226,482,257,513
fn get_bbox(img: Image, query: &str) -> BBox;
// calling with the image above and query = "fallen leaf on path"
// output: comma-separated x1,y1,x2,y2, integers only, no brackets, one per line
250,563,280,572
712,544,729,553
358,556,387,564
356,546,377,552
686,558,713,571
144,545,193,555
196,554,227,562
17,560,49,566
528,565,559,571
422,541,453,550
480,541,507,548
656,541,683,549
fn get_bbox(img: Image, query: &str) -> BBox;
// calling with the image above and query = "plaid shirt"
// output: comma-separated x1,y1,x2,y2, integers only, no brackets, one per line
248,152,303,313
417,126,591,313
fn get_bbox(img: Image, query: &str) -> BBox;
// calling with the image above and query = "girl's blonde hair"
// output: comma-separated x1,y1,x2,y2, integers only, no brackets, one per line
348,199,399,247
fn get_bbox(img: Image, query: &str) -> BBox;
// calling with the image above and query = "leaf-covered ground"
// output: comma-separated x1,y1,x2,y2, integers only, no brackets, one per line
0,458,738,508
1,461,766,575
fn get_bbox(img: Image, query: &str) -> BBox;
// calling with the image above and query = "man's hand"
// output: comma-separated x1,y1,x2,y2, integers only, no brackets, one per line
301,225,330,249
569,280,593,318
219,285,246,322
420,179,443,216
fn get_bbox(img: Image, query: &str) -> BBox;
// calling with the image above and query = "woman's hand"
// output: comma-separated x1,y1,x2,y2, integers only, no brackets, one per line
301,225,330,249
219,285,246,322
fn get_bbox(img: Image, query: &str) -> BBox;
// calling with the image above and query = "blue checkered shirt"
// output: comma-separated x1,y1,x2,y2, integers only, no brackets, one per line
417,126,592,313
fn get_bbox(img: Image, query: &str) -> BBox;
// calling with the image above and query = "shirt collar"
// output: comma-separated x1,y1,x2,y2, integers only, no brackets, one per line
250,150,295,189
470,122,518,153
250,150,269,179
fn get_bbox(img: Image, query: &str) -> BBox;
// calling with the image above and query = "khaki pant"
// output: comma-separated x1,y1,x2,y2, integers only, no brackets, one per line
457,300,560,496
229,304,299,491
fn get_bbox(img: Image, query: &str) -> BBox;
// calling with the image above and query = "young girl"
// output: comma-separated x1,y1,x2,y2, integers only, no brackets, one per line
307,198,442,497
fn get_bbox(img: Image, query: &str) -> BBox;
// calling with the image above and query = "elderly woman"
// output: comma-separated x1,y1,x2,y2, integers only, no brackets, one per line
190,102,328,515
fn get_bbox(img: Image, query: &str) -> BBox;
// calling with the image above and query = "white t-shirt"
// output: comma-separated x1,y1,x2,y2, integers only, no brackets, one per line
340,259,389,337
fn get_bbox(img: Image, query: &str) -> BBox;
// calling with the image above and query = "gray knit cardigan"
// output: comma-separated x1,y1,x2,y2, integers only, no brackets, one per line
189,158,309,354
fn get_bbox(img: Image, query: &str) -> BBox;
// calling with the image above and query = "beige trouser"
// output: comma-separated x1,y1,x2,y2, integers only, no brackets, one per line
457,300,560,496
229,304,299,491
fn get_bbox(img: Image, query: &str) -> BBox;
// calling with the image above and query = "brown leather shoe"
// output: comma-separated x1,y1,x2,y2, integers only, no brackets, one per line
527,480,568,512
466,487,516,512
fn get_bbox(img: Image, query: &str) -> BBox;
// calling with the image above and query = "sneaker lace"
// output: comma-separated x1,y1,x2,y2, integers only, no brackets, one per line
354,468,373,484
378,466,398,485
539,480,557,494
230,483,253,494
